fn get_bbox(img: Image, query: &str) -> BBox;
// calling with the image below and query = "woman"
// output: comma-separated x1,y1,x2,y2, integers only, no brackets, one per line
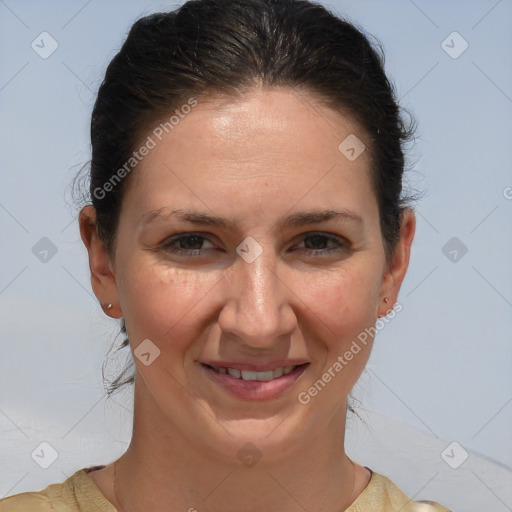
0,0,451,510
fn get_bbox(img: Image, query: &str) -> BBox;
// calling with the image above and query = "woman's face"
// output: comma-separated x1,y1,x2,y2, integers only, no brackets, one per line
90,87,413,462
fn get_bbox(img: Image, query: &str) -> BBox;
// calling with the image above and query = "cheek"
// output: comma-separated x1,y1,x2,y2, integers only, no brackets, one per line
116,258,219,350
302,265,380,342
300,270,379,397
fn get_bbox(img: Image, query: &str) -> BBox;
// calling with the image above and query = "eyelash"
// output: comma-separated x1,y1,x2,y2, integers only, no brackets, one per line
160,232,348,257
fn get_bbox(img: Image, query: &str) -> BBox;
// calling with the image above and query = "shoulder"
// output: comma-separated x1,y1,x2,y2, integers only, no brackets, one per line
0,491,54,511
348,471,452,512
0,468,115,512
0,480,67,511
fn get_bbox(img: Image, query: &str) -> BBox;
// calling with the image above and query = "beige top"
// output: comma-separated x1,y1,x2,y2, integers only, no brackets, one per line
0,466,451,511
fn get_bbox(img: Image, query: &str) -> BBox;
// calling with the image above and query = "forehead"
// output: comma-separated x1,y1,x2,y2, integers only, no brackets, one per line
125,87,375,218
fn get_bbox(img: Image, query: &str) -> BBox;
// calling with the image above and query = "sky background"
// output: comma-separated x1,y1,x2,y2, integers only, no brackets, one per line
0,1,511,511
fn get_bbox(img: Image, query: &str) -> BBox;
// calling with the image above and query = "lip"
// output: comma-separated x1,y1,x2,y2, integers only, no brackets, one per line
198,362,310,401
199,359,310,372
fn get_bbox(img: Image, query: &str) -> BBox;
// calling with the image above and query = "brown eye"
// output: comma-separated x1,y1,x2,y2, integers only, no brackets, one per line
295,233,348,256
161,233,215,256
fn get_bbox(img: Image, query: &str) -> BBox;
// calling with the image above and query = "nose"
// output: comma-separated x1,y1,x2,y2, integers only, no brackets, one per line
217,244,297,350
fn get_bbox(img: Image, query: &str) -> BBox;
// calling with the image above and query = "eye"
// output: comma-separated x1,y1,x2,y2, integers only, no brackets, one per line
161,233,216,256
293,233,348,256
160,232,348,258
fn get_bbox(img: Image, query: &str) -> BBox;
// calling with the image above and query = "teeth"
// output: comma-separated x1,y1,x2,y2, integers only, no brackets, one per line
211,365,298,381
227,368,241,378
241,370,275,381
273,367,284,378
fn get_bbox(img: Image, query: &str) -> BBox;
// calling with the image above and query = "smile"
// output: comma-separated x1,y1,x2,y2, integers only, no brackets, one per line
199,362,310,400
206,365,297,381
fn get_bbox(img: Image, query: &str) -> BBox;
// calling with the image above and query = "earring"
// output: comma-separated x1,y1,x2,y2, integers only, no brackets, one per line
104,303,113,309
378,297,390,318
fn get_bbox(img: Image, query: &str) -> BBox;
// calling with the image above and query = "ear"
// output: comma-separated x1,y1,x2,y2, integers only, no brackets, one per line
79,205,122,318
377,208,416,317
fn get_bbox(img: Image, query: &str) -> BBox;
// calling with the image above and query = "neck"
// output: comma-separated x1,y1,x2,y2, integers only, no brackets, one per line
113,379,361,512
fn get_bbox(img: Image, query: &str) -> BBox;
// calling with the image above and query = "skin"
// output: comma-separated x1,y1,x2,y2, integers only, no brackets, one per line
80,86,415,512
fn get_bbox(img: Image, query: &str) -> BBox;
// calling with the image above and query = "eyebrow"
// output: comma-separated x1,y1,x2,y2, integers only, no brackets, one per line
141,207,363,231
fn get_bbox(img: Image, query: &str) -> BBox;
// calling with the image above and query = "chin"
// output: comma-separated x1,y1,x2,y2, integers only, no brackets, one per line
201,414,309,466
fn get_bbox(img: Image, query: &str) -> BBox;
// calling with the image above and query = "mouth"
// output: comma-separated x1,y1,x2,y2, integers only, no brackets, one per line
204,364,300,381
199,362,310,400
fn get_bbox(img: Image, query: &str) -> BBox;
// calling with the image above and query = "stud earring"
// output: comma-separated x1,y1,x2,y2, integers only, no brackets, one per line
104,303,113,309
378,297,390,318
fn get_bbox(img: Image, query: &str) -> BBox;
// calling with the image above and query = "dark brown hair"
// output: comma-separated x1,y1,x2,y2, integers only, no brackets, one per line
74,0,419,398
